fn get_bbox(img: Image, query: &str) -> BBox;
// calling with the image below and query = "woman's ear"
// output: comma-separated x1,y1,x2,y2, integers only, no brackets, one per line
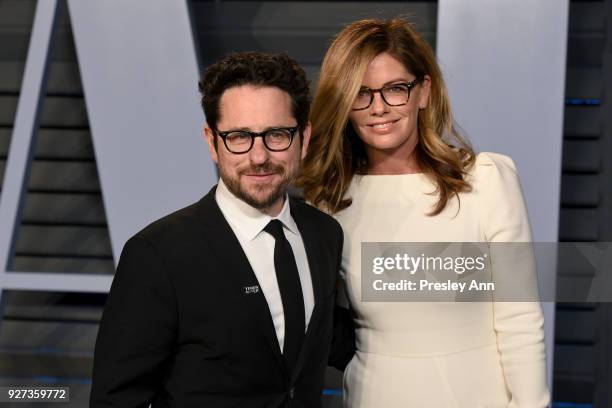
418,75,432,109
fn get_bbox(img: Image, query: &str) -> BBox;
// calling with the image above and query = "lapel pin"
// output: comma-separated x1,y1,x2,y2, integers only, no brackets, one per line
243,285,260,295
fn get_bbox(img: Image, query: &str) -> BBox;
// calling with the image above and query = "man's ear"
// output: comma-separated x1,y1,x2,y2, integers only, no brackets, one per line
204,124,218,164
300,121,312,160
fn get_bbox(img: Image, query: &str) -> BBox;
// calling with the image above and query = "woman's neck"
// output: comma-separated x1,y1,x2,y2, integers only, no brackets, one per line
365,142,420,175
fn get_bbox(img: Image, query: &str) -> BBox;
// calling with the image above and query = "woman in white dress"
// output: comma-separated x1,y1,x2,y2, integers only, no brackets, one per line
298,18,550,407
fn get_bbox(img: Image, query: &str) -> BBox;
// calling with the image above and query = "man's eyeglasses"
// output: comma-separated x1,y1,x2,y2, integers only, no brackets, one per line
215,127,298,154
352,77,423,111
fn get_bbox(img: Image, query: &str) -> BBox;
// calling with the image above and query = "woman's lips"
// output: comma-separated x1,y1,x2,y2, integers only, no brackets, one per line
367,119,399,134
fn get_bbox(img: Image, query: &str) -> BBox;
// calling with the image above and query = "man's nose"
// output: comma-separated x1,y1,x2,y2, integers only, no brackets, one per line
248,137,269,164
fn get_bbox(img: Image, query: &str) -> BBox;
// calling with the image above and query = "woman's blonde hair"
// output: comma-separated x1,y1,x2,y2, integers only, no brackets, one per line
297,18,475,215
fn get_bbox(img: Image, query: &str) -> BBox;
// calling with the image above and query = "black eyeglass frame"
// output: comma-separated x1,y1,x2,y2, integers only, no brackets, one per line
352,76,424,111
215,126,298,154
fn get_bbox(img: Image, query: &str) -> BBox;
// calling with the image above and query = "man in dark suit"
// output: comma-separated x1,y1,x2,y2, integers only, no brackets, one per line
90,52,354,408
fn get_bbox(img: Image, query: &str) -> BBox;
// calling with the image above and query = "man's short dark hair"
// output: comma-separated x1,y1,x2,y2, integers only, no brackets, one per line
198,52,311,134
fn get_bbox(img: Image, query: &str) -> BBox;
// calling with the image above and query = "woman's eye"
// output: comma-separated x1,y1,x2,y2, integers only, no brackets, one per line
387,85,405,93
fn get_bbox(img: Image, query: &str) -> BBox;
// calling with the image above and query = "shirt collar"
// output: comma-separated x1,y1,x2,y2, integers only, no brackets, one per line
215,178,299,241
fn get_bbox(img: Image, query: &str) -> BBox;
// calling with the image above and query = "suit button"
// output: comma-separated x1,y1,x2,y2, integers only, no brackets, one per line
289,387,295,399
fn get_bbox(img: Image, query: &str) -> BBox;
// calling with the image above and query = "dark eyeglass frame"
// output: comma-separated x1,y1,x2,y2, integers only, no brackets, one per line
352,76,424,111
215,126,298,154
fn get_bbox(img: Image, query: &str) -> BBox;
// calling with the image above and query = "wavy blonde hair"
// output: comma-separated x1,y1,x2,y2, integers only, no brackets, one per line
297,18,475,215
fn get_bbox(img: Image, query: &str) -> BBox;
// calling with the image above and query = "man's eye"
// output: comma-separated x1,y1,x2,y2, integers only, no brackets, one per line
267,131,287,140
227,132,251,142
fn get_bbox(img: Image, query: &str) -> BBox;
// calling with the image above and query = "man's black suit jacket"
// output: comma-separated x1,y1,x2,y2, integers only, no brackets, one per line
90,187,354,408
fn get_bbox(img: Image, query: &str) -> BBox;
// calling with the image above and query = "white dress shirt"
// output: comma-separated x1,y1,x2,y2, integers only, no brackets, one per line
215,179,314,352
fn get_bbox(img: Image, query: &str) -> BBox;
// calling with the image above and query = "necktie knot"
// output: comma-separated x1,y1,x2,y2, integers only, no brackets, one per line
264,219,285,241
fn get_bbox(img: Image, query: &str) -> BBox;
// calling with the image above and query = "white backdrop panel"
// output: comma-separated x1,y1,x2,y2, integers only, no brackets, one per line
437,0,569,387
67,0,216,262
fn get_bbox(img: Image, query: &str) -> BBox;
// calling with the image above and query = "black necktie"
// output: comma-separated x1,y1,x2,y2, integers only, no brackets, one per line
264,219,305,374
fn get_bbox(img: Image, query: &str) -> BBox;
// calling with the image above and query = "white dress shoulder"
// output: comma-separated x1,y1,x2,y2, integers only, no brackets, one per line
334,152,550,408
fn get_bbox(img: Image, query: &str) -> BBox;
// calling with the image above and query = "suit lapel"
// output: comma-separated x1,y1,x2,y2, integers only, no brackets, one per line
289,199,325,382
196,187,285,372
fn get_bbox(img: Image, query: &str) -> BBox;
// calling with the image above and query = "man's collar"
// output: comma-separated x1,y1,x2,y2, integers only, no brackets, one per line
215,178,299,241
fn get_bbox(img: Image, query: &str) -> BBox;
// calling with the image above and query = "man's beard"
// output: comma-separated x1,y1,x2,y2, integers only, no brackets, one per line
220,161,297,210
